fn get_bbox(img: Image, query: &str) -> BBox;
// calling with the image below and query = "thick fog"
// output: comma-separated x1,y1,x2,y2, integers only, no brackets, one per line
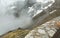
0,0,33,35
0,0,55,36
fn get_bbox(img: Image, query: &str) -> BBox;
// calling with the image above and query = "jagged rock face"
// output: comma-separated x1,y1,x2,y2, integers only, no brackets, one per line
25,16,60,38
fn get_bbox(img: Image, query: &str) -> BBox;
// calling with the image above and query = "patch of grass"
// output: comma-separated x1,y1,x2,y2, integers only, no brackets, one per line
2,29,30,38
